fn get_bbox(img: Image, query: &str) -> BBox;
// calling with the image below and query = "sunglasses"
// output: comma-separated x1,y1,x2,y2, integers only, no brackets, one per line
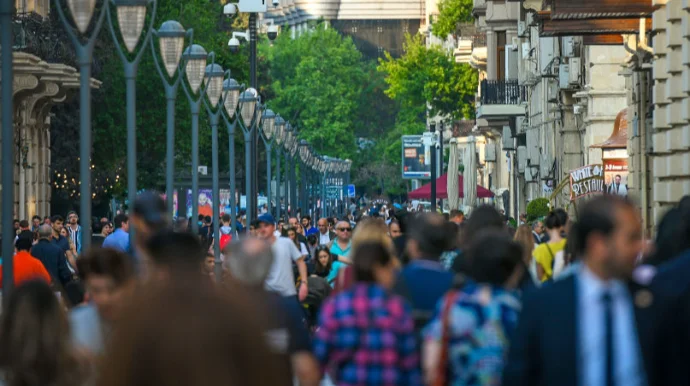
337,227,352,232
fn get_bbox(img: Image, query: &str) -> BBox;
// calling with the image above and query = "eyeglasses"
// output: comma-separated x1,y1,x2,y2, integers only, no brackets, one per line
337,227,352,232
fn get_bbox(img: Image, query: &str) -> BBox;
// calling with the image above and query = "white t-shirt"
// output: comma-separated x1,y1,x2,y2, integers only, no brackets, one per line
265,237,303,297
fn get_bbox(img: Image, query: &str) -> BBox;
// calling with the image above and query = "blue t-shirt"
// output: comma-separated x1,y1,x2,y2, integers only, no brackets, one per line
70,304,105,355
394,259,454,317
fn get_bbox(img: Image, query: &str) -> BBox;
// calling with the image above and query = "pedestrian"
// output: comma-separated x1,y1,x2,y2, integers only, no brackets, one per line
72,247,136,356
450,205,505,275
0,236,51,288
311,245,334,284
51,215,70,253
287,227,309,259
102,214,130,253
313,241,422,385
31,224,72,288
514,224,538,285
449,209,464,225
96,280,290,386
92,222,112,248
317,217,335,245
143,229,208,283
424,229,524,385
224,238,321,386
130,191,169,266
66,211,82,254
503,195,647,386
534,210,568,282
60,227,79,270
31,215,42,232
394,212,454,330
0,281,86,386
388,219,402,238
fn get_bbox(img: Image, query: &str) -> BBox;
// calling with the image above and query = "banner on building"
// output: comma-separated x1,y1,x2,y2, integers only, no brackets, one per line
569,164,605,200
402,135,431,179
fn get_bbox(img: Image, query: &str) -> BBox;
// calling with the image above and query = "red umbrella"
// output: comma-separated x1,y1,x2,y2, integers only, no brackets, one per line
408,173,494,200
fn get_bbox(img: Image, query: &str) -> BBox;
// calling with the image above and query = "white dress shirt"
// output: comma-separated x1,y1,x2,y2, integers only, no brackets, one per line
578,266,646,386
319,232,331,245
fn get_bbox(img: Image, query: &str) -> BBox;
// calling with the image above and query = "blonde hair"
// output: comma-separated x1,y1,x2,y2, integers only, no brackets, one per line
352,218,397,265
513,224,535,265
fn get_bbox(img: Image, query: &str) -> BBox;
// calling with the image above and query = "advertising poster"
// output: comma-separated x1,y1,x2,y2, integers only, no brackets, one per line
402,135,431,179
186,189,214,219
604,159,629,196
569,164,605,201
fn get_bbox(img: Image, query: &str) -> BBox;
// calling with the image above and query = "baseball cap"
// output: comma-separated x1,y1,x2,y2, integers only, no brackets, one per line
133,191,168,225
257,213,275,225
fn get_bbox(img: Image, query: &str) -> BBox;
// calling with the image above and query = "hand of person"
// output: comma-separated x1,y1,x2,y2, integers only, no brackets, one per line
298,281,308,302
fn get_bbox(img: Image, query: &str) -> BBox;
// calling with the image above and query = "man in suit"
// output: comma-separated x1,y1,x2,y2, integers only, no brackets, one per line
532,220,544,244
503,195,647,386
608,174,628,196
316,218,335,246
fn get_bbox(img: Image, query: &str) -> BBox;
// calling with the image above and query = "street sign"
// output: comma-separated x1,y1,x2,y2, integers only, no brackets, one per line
402,135,431,179
347,184,355,198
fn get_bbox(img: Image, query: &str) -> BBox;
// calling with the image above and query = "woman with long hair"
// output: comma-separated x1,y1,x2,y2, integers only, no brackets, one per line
514,224,537,284
60,227,78,272
313,241,421,384
286,227,309,258
0,281,86,386
311,246,334,283
534,210,568,282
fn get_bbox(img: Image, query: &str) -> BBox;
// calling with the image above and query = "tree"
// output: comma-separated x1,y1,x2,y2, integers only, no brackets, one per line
259,23,366,160
377,33,478,120
432,0,474,39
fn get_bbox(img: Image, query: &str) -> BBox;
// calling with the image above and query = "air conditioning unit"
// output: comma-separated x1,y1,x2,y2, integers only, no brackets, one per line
569,57,581,85
539,38,555,75
526,12,537,26
511,37,520,49
559,64,571,89
505,47,519,80
484,142,497,162
502,126,515,150
547,81,559,103
517,146,527,173
540,154,553,178
563,37,580,58
526,129,540,164
525,164,538,182
522,42,531,59
518,21,528,37
516,116,527,134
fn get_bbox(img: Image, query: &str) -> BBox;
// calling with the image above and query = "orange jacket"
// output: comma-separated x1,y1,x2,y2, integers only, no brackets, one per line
0,251,52,288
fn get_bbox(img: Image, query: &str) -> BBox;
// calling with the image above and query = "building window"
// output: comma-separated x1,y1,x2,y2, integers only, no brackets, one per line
497,31,506,80
377,26,383,33
351,26,358,33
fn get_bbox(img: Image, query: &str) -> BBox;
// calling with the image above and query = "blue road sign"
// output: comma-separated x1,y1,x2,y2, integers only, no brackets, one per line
347,184,355,198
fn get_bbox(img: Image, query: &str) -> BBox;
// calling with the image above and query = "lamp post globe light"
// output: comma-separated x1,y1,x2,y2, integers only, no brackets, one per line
261,109,276,214
151,20,191,216
273,115,285,220
181,44,210,233
104,0,158,248
238,89,259,225
221,77,243,234
202,63,227,281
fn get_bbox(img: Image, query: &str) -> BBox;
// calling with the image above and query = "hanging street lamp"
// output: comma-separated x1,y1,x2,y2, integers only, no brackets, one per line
238,88,259,226
221,77,243,234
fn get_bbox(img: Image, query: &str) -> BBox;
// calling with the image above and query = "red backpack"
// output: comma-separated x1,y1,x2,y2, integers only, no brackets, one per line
219,233,232,250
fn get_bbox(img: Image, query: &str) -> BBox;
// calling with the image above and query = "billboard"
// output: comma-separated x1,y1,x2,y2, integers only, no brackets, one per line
569,164,605,201
402,135,431,179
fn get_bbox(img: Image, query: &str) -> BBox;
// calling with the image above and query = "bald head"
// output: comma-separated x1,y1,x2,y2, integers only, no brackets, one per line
224,238,274,287
38,224,53,239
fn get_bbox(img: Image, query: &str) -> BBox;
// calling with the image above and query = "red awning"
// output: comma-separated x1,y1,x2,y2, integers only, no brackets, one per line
408,173,495,200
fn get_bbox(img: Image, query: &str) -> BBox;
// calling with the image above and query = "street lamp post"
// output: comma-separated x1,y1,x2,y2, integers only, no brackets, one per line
429,121,437,212
260,109,276,215
202,63,226,281
273,115,286,220
299,140,309,214
1,0,18,297
52,0,110,253
221,78,242,234
238,88,258,226
106,0,158,245
151,20,191,216
283,125,293,216
181,44,209,233
288,133,298,217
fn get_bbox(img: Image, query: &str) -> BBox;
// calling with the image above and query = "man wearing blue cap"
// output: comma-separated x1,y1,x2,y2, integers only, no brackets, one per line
256,213,309,305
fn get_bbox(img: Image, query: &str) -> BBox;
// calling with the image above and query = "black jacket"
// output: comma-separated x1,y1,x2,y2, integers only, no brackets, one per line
31,239,72,287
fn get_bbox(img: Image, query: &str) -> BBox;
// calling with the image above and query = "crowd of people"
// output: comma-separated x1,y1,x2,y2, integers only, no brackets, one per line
1,192,690,386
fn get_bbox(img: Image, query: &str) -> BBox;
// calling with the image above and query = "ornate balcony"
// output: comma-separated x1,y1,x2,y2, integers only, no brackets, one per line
477,79,527,118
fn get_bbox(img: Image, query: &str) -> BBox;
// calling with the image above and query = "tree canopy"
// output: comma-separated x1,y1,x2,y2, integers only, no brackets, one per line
432,0,474,39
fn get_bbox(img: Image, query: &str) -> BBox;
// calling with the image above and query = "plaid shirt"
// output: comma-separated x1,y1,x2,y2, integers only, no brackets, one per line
313,283,422,386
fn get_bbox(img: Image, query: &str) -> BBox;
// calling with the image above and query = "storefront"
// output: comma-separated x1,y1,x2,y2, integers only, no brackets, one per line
591,109,629,196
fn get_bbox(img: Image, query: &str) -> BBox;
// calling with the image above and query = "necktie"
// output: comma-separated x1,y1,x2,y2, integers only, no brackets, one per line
603,291,615,386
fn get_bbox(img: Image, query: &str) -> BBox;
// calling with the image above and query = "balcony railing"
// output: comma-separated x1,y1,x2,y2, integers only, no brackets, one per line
472,33,486,48
480,79,526,105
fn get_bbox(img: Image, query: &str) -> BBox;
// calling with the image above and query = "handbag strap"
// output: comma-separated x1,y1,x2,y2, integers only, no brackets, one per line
434,290,460,386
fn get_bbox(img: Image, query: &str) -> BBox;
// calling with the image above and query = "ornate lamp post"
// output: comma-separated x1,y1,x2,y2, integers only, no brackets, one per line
299,140,310,214
260,109,276,215
238,88,259,225
202,63,226,280
106,0,158,245
283,124,293,216
52,0,110,254
181,44,210,233
273,115,286,220
221,78,242,234
151,20,191,215
288,130,299,216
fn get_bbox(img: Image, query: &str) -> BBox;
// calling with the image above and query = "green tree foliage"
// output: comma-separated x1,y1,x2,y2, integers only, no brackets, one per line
378,33,478,121
259,24,365,159
432,0,474,39
526,197,550,223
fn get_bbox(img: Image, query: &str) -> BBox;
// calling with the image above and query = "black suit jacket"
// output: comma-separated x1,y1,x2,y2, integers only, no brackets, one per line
31,239,72,287
503,273,665,386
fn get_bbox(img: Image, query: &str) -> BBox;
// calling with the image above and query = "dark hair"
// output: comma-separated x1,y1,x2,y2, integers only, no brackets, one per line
460,205,505,248
307,234,318,246
0,281,84,386
646,201,690,266
145,230,206,273
64,281,85,308
15,236,33,252
544,209,567,230
302,215,311,222
77,248,134,285
204,216,212,224
114,214,129,229
570,196,634,259
313,246,333,276
466,229,524,285
43,216,50,220
222,214,231,223
51,215,64,223
198,214,205,221
18,220,29,229
250,220,260,229
32,215,41,222
450,209,464,219
352,241,393,283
